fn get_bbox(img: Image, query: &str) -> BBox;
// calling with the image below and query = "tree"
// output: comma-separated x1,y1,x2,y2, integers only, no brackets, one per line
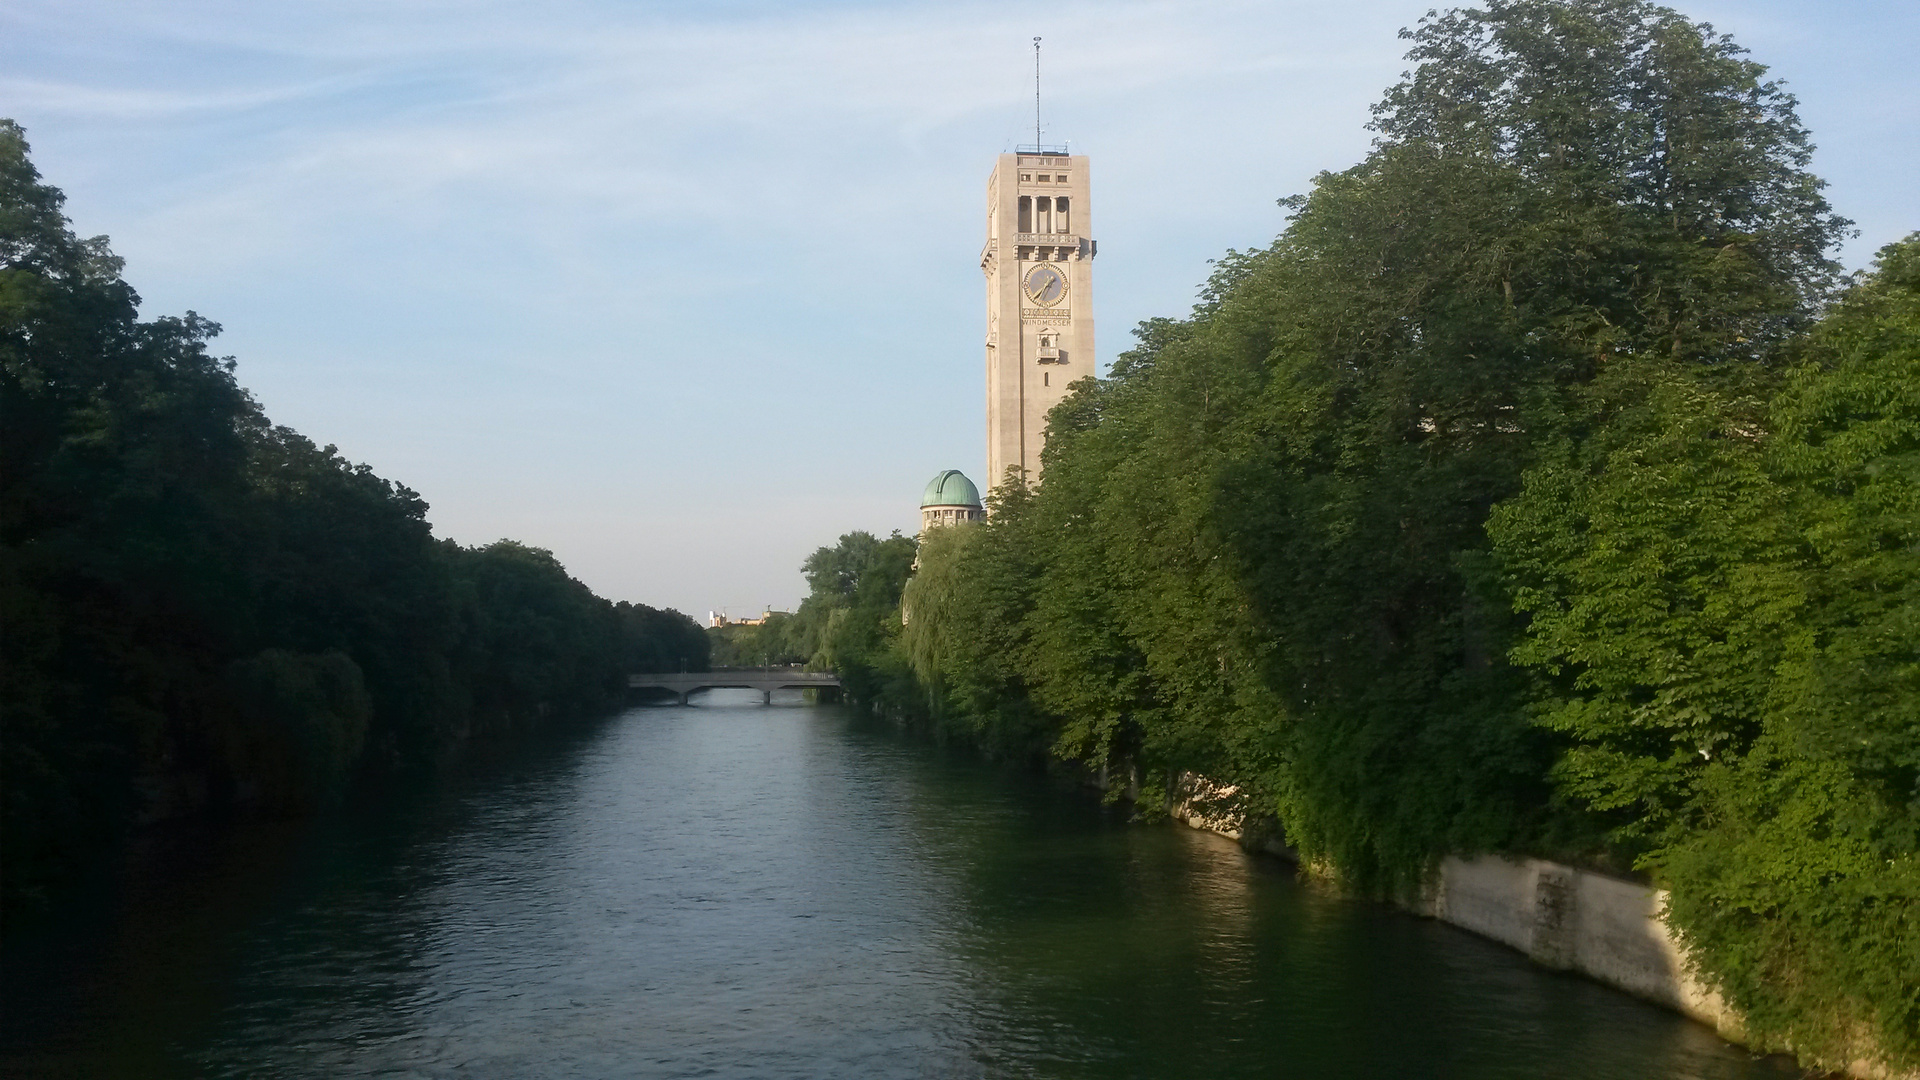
1203,0,1852,887
784,531,917,708
903,481,1051,759
3,118,261,908
1491,237,1920,1069
1,122,685,919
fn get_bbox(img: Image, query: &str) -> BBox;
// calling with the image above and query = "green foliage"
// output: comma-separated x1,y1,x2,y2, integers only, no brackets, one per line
873,4,1910,1069
1491,238,1920,1069
0,121,705,920
902,485,1050,759
919,0,1850,890
707,613,806,668
1490,362,1795,851
443,540,627,734
619,600,710,673
221,649,371,815
784,530,917,708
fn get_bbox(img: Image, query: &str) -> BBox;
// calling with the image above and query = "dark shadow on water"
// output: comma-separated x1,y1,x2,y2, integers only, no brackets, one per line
0,699,1807,1079
0,711,621,1079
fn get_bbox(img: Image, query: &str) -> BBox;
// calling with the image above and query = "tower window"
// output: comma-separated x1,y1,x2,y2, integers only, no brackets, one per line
1017,195,1032,233
1020,173,1032,181
1055,197,1069,233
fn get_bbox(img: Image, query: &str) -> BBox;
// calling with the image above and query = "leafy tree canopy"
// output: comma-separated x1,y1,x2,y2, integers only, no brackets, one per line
1,121,704,920
866,4,1911,1070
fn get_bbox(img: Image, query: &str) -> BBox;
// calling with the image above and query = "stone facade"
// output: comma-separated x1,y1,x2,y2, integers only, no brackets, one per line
919,470,984,537
920,503,983,533
983,152,1095,495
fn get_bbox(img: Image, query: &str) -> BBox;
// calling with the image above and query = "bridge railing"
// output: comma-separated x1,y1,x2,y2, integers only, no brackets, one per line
629,666,836,676
625,668,843,705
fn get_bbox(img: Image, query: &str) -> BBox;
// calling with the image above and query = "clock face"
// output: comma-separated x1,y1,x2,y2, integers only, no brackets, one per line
1023,263,1068,307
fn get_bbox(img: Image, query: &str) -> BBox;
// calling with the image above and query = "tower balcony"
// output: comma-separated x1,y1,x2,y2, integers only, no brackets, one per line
1011,234,1095,260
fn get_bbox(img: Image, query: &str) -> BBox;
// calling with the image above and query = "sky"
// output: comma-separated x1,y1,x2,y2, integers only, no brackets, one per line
6,0,1917,620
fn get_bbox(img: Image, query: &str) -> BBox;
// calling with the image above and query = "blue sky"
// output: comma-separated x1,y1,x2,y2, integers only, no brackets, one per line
7,0,1916,619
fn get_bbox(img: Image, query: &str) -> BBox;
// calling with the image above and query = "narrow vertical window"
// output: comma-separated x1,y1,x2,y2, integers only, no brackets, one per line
1055,196,1069,233
1018,195,1032,234
1036,196,1052,234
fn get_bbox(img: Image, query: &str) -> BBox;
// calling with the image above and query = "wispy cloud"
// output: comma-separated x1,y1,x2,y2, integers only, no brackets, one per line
7,0,1912,615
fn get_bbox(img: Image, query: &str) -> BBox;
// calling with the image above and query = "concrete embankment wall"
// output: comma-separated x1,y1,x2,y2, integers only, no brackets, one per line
1412,855,1738,1035
1165,773,1910,1080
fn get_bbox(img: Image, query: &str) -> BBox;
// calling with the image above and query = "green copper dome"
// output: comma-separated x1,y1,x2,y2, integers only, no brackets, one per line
921,469,982,509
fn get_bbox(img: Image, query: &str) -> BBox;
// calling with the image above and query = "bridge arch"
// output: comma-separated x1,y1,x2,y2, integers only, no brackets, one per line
628,668,842,706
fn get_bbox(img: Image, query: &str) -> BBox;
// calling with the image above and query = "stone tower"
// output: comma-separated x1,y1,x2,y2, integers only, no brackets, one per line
982,151,1095,494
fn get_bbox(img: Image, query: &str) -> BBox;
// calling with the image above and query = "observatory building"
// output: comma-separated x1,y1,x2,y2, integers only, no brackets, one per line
920,470,984,534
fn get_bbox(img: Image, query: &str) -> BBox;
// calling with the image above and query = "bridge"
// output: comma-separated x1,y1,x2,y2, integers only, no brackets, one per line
629,668,842,705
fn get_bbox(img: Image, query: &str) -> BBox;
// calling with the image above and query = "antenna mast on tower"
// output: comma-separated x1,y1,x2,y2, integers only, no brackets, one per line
1033,37,1042,150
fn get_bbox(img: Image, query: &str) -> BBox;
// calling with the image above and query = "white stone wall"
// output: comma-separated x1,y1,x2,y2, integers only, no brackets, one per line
1420,856,1739,1036
1165,774,1914,1079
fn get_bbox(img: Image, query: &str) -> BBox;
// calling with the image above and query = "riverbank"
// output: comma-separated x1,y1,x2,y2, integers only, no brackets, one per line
1165,773,1911,1080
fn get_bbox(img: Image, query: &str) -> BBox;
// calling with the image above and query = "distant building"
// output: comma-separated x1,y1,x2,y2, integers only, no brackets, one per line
920,470,984,534
709,610,784,629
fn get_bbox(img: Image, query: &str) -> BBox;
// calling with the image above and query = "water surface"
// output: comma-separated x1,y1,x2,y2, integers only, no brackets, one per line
1,693,1799,1078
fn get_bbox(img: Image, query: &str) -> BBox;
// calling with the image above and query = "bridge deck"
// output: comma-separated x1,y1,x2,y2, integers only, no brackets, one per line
629,669,841,704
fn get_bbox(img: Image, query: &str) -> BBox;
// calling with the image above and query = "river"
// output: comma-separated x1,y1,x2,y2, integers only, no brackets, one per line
1,693,1800,1079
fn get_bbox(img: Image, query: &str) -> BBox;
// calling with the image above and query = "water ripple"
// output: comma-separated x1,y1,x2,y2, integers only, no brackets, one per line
3,696,1802,1079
